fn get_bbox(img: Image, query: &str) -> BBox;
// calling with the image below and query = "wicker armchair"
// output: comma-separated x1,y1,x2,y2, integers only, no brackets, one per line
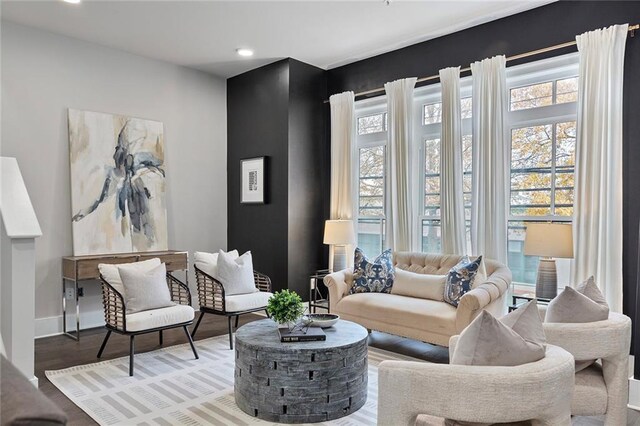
192,265,272,349
97,272,199,376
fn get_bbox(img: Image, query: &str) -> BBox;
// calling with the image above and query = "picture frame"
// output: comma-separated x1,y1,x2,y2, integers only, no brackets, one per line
241,157,266,204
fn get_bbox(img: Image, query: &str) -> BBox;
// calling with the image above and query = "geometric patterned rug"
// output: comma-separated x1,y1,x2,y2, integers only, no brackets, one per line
46,334,419,425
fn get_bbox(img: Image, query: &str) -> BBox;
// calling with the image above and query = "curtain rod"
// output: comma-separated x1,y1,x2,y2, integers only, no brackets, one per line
324,24,638,104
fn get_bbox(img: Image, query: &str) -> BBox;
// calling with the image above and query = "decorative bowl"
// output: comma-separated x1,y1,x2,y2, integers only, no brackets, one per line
301,314,340,328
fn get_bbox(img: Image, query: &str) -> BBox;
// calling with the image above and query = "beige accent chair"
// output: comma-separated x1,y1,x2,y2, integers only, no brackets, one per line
378,336,575,426
324,252,511,346
540,308,632,426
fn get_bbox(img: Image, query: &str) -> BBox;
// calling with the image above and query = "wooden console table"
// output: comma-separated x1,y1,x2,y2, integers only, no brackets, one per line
61,250,188,340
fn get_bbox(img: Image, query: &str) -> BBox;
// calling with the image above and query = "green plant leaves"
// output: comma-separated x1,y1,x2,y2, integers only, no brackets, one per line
266,290,305,325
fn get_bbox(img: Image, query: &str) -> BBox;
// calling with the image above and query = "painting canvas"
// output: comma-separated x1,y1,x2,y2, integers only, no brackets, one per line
68,109,168,255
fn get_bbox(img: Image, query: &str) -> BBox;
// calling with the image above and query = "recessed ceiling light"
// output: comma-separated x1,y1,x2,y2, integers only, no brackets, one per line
236,48,254,57
63,0,82,4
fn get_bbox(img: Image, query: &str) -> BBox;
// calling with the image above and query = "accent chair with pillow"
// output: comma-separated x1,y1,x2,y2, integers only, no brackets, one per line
97,258,199,376
192,249,273,349
541,277,632,426
325,251,511,346
378,302,574,425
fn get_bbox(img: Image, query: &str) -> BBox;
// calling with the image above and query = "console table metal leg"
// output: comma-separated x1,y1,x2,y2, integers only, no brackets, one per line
62,278,80,341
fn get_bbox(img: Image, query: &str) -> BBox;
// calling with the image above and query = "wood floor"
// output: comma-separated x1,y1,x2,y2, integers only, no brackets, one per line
35,314,640,425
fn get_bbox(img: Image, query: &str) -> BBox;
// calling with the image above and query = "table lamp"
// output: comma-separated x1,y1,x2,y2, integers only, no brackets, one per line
324,220,356,272
524,222,574,299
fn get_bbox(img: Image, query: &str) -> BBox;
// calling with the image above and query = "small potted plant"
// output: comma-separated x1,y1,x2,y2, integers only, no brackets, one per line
267,290,305,331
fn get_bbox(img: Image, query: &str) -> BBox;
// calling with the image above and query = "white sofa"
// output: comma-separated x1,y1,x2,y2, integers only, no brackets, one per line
324,252,511,347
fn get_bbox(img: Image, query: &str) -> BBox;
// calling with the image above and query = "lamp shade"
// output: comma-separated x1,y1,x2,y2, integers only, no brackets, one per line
323,220,356,245
524,223,574,258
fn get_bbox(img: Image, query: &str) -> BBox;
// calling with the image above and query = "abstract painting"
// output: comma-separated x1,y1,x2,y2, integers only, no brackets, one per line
68,109,168,255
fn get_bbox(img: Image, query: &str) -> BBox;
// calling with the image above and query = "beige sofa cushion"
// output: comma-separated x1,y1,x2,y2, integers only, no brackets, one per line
336,293,458,336
391,268,446,301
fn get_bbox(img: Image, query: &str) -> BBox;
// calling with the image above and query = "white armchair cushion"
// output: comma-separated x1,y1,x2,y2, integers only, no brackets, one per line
194,249,239,279
126,304,195,332
119,262,174,314
225,291,273,312
99,257,161,295
217,250,256,295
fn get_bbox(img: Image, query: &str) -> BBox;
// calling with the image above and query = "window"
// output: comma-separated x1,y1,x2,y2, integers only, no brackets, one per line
355,106,387,255
352,53,578,285
358,146,385,217
510,77,578,111
507,55,578,285
423,97,472,125
417,83,474,253
357,113,387,135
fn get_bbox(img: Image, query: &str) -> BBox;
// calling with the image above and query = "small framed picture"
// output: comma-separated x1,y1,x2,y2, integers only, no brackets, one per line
241,157,266,204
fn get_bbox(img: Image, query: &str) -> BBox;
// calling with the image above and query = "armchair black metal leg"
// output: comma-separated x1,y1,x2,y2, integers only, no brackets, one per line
183,326,199,360
264,309,270,318
228,316,233,350
159,330,163,346
97,330,112,358
129,335,135,377
235,315,239,328
191,311,205,339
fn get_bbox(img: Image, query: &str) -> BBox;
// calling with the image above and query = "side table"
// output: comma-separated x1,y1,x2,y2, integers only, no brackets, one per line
309,269,331,313
508,293,552,312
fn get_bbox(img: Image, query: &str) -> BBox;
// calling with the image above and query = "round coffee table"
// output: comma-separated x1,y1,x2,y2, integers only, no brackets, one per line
234,319,368,423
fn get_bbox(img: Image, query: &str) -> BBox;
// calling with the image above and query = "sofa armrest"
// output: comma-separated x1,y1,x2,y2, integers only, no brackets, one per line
455,282,506,333
378,345,574,426
323,269,353,312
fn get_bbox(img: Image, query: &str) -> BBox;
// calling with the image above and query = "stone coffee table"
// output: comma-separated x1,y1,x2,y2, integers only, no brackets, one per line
234,319,368,423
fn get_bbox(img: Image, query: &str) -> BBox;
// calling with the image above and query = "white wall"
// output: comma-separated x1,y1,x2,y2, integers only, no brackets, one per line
1,21,227,337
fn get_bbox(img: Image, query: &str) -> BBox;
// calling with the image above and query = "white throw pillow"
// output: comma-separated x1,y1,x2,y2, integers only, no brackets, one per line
99,258,161,295
391,268,446,301
194,249,239,279
451,300,546,366
118,262,175,314
216,250,257,296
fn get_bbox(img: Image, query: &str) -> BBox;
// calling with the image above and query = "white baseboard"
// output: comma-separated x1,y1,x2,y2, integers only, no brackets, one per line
29,375,39,388
35,310,105,339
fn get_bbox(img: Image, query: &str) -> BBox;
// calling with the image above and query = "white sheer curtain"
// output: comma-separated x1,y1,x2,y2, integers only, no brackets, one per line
572,24,628,313
385,78,417,252
470,56,508,264
439,67,467,255
329,91,355,265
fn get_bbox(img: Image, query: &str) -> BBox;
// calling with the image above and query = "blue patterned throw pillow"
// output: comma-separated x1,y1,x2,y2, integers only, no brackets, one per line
350,248,395,294
444,256,483,307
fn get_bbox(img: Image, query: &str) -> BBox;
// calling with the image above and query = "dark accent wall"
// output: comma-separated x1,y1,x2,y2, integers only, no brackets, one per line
227,59,328,297
327,1,640,357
